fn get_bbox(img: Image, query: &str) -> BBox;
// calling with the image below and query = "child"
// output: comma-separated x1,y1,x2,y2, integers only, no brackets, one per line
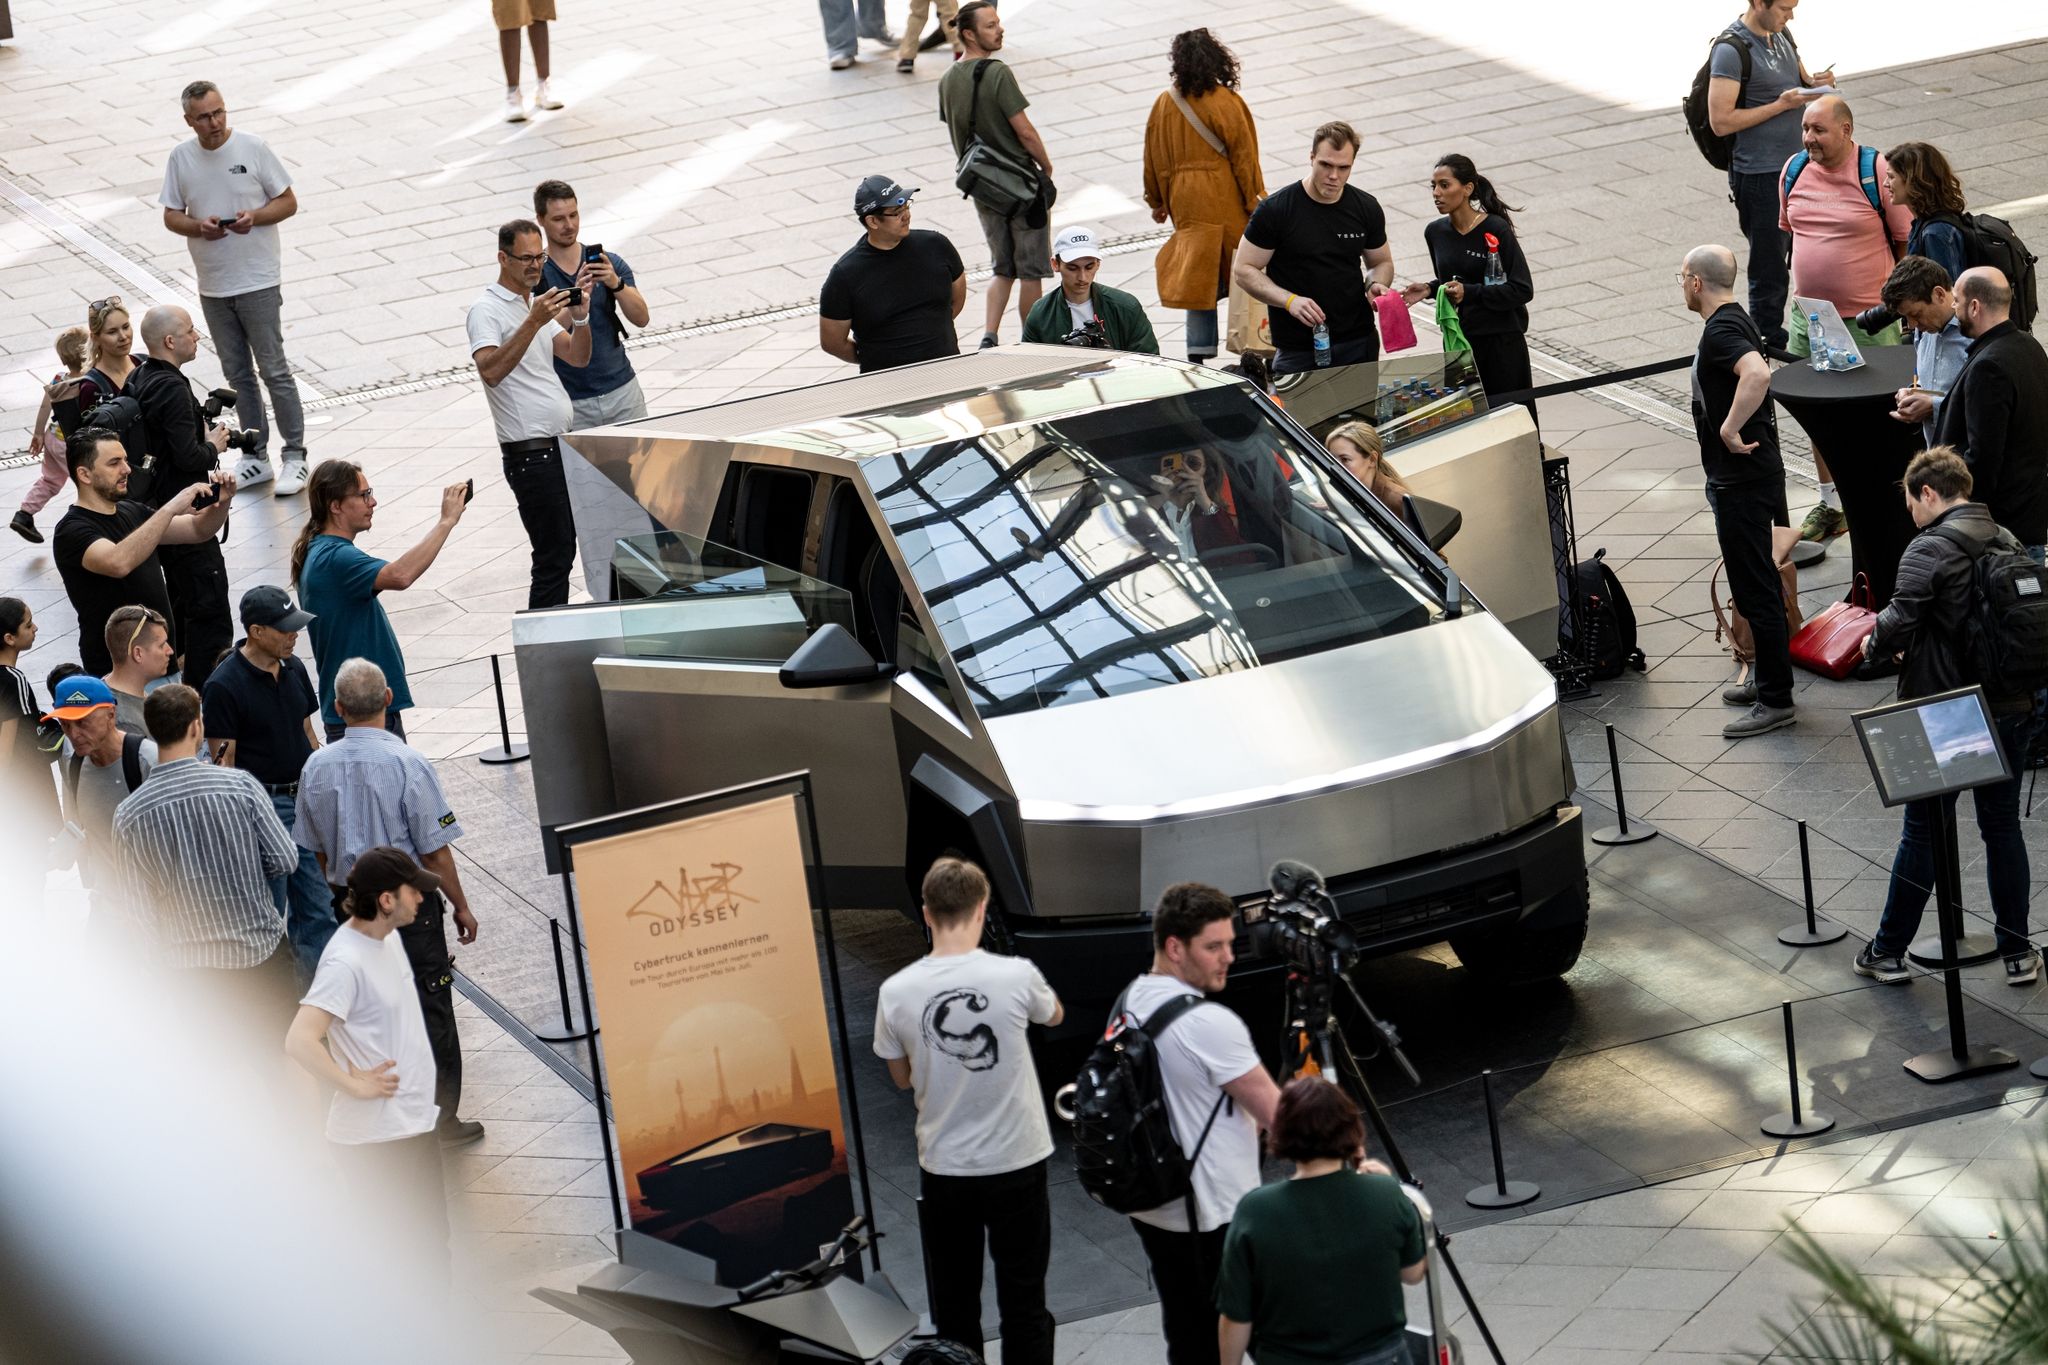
12,326,89,544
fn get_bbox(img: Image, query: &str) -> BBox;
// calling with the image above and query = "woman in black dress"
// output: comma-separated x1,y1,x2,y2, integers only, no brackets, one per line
1401,154,1535,417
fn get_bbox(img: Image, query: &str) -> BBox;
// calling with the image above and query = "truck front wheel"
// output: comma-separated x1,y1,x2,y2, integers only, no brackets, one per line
1448,875,1589,985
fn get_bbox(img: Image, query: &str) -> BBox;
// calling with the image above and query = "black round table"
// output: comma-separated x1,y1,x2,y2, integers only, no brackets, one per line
1769,344,1920,610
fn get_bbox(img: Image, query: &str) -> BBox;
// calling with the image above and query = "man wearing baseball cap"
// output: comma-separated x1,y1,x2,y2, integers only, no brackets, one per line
47,674,156,911
205,584,333,976
1022,226,1159,354
820,176,967,374
286,846,451,1266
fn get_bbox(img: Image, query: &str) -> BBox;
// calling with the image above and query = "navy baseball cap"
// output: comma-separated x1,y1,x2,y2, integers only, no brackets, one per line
855,175,919,220
240,584,315,631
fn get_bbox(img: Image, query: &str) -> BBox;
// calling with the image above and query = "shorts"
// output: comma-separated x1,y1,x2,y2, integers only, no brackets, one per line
976,205,1052,281
493,0,556,30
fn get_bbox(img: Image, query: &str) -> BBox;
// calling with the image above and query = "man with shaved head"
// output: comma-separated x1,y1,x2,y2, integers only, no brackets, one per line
1932,268,2048,555
1779,94,1914,542
1681,245,1796,739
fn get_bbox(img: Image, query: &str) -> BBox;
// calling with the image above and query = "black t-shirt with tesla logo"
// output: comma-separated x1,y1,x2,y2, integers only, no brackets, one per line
1243,180,1388,353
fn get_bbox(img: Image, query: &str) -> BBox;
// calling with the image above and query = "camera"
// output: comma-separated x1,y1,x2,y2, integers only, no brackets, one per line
201,387,263,455
1061,317,1112,350
1853,303,1898,334
1248,860,1359,976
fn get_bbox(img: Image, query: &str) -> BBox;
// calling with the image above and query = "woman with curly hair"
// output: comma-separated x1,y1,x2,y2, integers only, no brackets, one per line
1884,141,1971,284
1143,29,1266,364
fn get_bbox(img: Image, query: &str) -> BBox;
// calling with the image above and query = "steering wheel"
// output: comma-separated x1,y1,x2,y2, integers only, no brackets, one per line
1199,541,1279,571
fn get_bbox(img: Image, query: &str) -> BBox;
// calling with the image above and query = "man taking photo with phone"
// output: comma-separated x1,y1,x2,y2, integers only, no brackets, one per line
534,180,651,429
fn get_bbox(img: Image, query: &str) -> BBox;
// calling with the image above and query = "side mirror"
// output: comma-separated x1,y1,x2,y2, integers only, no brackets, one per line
779,623,893,689
1401,493,1463,554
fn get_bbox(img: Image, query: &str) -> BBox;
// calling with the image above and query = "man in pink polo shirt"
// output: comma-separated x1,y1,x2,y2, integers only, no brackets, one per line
1779,95,1911,540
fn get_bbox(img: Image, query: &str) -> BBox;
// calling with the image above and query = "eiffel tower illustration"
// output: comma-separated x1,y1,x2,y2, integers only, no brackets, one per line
711,1045,739,1125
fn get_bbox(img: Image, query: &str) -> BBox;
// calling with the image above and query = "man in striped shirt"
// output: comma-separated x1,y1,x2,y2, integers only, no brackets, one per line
113,682,300,1023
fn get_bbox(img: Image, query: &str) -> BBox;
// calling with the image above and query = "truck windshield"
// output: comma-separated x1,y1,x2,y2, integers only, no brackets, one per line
864,384,1446,719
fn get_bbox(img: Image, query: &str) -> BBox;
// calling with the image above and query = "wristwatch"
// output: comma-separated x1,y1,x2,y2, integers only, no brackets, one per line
567,316,586,331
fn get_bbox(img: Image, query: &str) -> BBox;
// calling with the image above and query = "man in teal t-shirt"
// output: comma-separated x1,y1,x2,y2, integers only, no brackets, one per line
293,460,469,739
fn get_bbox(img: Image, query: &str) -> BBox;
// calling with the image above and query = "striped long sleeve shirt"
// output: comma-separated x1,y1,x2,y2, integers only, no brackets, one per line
112,757,295,968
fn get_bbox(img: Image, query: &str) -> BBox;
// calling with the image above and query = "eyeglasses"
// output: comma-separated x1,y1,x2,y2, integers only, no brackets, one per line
344,486,377,503
1673,271,1694,283
505,251,546,265
876,205,910,218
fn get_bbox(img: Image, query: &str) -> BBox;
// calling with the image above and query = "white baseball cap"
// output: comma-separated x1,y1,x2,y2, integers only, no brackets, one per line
1052,225,1103,263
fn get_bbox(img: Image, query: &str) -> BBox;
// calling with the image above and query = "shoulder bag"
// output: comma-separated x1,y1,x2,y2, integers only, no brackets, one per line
1166,91,1272,357
953,60,1041,219
1790,572,1876,680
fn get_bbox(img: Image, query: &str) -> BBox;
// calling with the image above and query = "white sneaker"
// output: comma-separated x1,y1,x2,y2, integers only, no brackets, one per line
504,87,527,122
535,78,563,110
829,53,854,69
234,457,274,488
274,458,308,496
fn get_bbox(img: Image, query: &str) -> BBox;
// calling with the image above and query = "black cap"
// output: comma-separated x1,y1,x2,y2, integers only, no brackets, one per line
240,584,315,631
854,175,918,220
347,846,443,911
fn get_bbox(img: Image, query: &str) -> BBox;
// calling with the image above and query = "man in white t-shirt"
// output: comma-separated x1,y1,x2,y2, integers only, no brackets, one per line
1113,883,1280,1365
467,219,594,609
159,80,309,496
875,858,1063,1365
285,845,448,1266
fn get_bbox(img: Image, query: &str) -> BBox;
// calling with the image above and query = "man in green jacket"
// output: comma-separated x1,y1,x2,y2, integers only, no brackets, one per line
1021,226,1159,354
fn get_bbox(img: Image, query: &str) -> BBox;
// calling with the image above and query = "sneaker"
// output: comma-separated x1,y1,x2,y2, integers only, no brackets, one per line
829,53,854,69
1798,504,1847,542
233,457,273,488
896,56,914,72
861,29,899,46
1853,944,1911,984
535,78,564,110
274,457,308,496
438,1118,486,1148
1722,702,1795,739
2007,951,2041,986
504,87,527,122
979,334,999,349
9,509,40,544
1722,679,1758,707
919,21,948,50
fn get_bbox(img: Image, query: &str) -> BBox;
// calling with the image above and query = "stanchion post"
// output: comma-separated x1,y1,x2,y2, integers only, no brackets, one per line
1777,819,1845,947
551,918,575,1034
1465,1070,1540,1209
1761,1000,1833,1138
1905,806,2018,1083
478,653,530,766
1590,723,1656,846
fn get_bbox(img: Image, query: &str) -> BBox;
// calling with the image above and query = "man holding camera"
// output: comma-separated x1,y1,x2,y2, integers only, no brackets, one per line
1021,226,1158,352
130,304,239,694
534,180,651,429
1114,883,1280,1365
468,219,593,610
160,79,307,496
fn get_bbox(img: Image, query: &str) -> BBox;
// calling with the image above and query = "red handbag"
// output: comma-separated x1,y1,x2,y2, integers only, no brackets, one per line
1789,573,1877,680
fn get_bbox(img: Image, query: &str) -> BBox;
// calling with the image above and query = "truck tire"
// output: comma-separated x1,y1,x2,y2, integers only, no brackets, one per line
1448,875,1589,985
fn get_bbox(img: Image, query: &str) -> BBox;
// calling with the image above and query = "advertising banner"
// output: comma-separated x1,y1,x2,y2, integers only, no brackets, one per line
572,794,853,1284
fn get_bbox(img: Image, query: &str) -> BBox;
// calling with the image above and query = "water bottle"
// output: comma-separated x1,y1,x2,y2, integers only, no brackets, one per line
1808,314,1830,372
1313,321,1331,367
1483,232,1507,287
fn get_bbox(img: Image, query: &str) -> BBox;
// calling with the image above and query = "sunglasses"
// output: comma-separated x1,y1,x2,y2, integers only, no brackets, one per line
117,608,166,659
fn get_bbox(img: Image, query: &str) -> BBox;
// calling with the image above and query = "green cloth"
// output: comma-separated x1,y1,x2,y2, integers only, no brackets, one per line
1435,288,1470,355
938,58,1030,167
1786,305,1904,359
1020,283,1160,354
1214,1170,1424,1365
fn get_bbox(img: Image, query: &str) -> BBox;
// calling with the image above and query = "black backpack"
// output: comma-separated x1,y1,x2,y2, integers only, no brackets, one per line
1563,549,1647,681
1932,524,2048,695
65,731,147,809
1921,210,2040,332
1683,28,1795,172
79,369,146,464
1070,991,1226,1219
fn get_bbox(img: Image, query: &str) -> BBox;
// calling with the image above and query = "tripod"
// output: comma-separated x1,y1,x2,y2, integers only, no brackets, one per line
1281,960,1508,1365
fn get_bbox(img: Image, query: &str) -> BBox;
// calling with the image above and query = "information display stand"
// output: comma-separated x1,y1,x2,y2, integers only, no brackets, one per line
1852,688,2021,1083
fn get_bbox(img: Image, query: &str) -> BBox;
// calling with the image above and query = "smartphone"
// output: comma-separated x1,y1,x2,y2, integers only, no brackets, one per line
1160,452,1188,476
463,477,475,505
582,243,604,264
192,483,223,510
565,287,584,307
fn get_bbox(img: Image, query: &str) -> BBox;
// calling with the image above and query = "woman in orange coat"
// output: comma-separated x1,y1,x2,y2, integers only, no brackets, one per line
1143,29,1267,365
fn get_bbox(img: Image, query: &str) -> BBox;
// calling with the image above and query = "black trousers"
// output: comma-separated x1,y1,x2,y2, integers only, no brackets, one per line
921,1160,1054,1365
1707,478,1795,709
331,884,463,1127
1468,330,1536,422
502,439,576,609
159,538,232,694
1131,1219,1229,1365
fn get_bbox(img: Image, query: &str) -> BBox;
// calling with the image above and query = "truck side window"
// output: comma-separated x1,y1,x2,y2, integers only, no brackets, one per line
719,464,814,572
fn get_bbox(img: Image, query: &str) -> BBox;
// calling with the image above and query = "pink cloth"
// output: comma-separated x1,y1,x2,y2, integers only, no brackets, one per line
1779,150,1912,313
1375,289,1418,353
20,431,67,516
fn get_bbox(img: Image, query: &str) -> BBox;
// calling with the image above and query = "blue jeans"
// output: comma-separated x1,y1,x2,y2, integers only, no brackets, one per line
199,286,306,457
1186,308,1218,359
1729,170,1791,350
271,792,337,977
1873,711,2038,961
819,0,888,57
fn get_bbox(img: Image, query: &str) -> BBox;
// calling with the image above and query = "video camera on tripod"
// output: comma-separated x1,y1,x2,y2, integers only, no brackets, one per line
201,387,263,455
1250,859,1361,976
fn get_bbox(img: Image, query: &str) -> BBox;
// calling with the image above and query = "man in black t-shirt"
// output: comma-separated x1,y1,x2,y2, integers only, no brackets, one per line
52,428,234,677
820,175,967,373
1681,244,1795,739
1234,120,1395,375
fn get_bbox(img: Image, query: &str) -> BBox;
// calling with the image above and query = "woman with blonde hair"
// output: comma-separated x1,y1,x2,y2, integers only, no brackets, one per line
1324,420,1410,510
75,296,139,420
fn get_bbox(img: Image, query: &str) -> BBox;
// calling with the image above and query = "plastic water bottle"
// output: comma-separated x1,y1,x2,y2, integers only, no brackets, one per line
1483,232,1507,287
1808,314,1831,372
1313,321,1331,367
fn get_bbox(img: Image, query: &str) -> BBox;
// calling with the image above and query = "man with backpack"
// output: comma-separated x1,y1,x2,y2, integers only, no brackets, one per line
1933,269,2048,557
1109,884,1280,1365
1855,447,2043,987
873,858,1062,1365
48,674,156,916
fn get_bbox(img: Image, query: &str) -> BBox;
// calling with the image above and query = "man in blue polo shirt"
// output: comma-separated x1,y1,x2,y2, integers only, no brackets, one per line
535,178,651,429
204,584,334,976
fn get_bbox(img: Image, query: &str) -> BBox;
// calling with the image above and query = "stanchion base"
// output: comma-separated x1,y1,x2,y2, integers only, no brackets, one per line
1777,923,1848,948
1464,1180,1541,1210
1907,933,1999,969
2031,1055,2048,1081
1789,539,1827,568
479,743,531,766
1591,824,1657,846
1904,1044,2019,1084
1761,1111,1835,1139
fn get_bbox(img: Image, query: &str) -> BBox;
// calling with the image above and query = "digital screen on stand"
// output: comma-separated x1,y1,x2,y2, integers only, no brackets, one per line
1852,687,2012,807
